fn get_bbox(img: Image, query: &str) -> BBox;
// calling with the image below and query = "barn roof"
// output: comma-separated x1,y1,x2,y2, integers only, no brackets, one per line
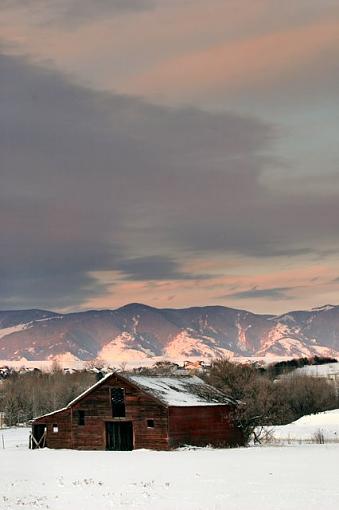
64,372,236,409
126,374,237,407
32,371,237,421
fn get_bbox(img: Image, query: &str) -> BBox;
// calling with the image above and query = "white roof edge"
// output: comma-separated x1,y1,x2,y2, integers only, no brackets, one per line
32,406,69,421
66,372,114,407
33,371,115,421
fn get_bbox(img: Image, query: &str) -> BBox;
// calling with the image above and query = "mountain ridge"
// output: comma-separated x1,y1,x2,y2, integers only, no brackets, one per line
0,303,338,362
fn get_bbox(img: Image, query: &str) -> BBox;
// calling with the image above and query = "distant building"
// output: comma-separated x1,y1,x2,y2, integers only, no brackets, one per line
31,372,243,450
183,360,209,371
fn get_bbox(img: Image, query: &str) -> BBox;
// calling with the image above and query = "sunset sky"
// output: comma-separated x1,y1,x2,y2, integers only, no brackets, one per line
1,0,339,314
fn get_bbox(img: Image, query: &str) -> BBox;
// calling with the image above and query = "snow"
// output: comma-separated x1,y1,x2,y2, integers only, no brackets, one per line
0,427,30,450
164,331,233,359
98,333,152,361
0,427,339,509
262,409,339,444
47,352,80,363
66,372,114,407
273,313,296,323
34,316,63,323
257,323,336,358
235,315,251,352
128,375,234,406
32,374,114,420
0,323,31,340
294,362,339,378
312,304,337,312
39,373,234,414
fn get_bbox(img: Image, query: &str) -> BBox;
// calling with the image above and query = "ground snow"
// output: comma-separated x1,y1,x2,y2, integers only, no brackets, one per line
264,409,339,443
1,428,339,509
295,362,339,378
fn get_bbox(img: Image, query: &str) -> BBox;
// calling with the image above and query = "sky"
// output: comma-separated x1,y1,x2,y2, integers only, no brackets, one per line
1,0,339,314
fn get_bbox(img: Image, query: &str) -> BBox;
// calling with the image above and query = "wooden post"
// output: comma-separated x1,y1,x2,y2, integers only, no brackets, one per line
42,429,47,448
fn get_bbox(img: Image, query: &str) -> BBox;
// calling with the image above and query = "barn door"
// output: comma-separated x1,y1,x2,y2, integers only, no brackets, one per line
106,422,133,451
31,424,47,449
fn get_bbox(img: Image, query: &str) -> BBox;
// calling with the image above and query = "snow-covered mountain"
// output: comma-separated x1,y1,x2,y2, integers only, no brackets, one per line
0,303,339,362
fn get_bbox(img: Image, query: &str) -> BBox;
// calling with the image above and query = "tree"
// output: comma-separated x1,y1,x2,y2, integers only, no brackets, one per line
203,357,338,444
0,370,96,426
203,358,276,443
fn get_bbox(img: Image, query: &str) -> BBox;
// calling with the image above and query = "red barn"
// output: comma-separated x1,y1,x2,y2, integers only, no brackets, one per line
31,372,243,450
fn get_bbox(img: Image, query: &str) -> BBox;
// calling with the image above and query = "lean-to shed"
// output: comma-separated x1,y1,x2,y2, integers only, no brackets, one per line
31,372,243,450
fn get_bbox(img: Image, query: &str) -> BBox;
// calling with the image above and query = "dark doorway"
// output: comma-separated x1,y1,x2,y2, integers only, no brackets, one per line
106,422,133,451
111,387,126,417
31,424,47,449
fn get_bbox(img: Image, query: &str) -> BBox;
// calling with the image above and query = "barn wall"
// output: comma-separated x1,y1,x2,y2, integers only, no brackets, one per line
168,405,244,448
32,375,243,450
33,374,169,450
33,409,72,449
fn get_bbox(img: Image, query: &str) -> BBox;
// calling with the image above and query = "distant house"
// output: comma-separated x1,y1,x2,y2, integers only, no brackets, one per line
31,372,243,450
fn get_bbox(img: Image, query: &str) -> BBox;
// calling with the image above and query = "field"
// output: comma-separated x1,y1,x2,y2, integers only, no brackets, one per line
263,409,339,444
1,427,339,510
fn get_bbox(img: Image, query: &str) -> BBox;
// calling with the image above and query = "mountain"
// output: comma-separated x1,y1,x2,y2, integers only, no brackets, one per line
0,303,339,362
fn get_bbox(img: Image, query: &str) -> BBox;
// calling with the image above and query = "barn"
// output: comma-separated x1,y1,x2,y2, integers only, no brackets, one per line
31,372,243,450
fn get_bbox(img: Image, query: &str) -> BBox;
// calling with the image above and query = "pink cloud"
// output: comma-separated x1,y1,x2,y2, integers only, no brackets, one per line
121,20,339,102
84,260,339,314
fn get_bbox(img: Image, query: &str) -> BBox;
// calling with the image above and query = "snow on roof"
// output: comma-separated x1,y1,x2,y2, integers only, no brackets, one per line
32,406,69,421
127,374,236,407
33,372,236,421
66,372,113,407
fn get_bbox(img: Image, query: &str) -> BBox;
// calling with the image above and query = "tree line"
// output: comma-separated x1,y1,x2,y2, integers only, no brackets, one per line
0,357,337,444
0,365,96,426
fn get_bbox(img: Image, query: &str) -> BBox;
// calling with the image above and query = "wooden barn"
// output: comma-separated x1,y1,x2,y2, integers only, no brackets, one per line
31,372,243,450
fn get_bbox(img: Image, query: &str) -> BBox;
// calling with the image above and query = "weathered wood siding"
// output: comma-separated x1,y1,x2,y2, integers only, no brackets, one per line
34,408,72,449
168,405,244,448
33,374,169,450
71,374,169,450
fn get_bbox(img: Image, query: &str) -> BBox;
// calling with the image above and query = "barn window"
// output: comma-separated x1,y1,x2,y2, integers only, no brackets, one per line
78,410,85,426
147,419,155,428
52,424,59,433
111,388,125,417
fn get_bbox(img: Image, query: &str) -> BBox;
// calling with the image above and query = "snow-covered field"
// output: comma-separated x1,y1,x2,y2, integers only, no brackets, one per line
0,355,296,371
262,409,339,444
295,362,339,378
1,427,339,509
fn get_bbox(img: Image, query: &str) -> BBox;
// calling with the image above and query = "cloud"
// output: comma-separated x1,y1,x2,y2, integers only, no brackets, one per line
115,256,209,281
225,287,294,300
1,0,154,26
0,270,108,310
1,52,339,310
122,17,339,106
0,52,274,308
